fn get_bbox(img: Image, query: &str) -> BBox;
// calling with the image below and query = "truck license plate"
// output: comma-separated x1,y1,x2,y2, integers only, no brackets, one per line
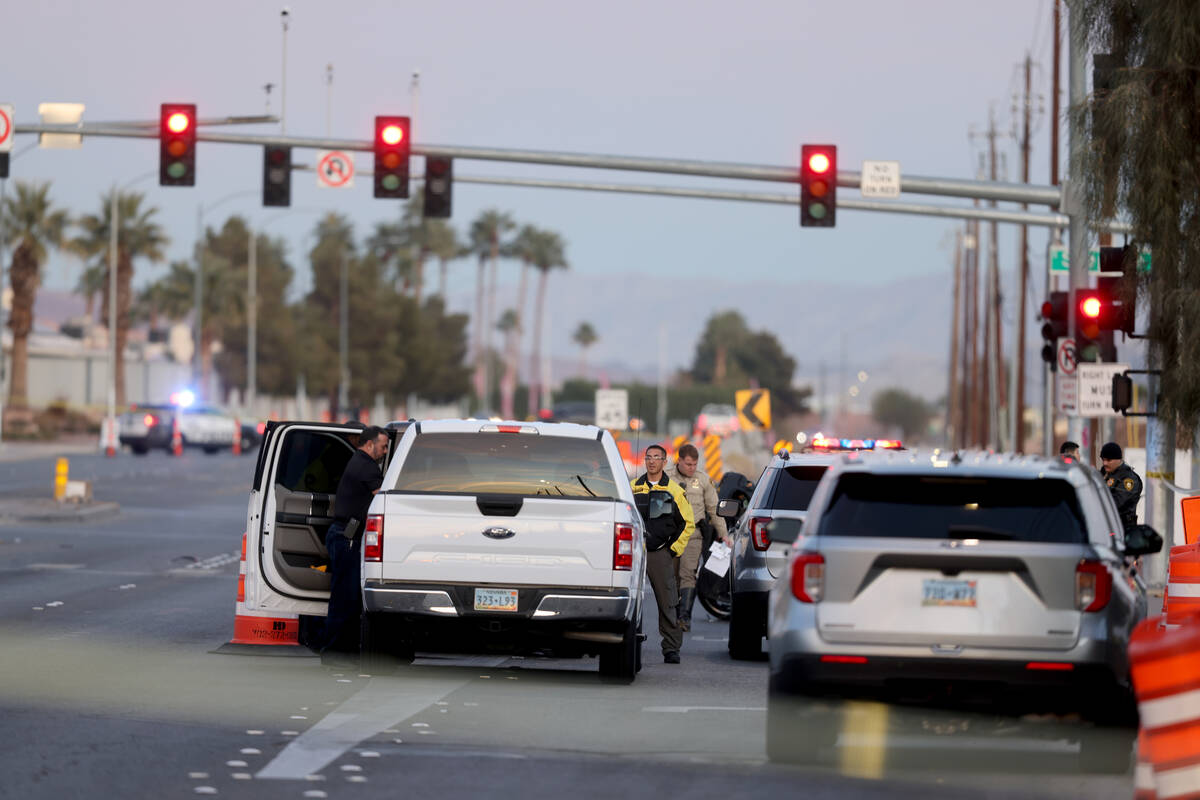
922,579,977,607
474,588,519,612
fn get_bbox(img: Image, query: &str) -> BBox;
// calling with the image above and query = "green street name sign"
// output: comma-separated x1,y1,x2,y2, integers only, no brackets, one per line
1049,246,1152,273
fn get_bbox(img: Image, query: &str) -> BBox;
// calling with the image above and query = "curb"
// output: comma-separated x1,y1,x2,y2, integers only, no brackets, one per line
0,501,120,524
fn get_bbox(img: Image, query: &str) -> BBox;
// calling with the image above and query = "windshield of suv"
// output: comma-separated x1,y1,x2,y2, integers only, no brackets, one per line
768,465,828,511
818,474,1087,543
391,432,621,499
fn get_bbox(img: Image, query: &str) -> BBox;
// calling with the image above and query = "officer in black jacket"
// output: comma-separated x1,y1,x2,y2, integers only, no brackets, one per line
321,425,389,667
1099,441,1142,531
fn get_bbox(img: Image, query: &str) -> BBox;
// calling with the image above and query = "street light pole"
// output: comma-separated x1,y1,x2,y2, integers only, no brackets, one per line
338,249,349,419
105,188,118,457
247,228,257,416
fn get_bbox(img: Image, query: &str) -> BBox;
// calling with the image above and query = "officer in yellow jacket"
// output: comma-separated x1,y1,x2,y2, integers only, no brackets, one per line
631,444,695,664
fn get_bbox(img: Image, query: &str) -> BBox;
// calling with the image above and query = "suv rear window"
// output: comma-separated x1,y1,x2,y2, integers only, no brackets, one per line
818,474,1087,544
392,433,620,499
768,466,828,511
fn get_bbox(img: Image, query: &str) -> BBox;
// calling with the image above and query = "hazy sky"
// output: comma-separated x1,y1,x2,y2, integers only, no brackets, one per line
3,0,1064,370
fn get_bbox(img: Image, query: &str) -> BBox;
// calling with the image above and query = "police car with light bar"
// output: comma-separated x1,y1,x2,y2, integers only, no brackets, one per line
720,435,903,660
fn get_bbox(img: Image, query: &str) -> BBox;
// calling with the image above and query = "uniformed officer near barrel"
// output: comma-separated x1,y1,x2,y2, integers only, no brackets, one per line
1099,441,1142,531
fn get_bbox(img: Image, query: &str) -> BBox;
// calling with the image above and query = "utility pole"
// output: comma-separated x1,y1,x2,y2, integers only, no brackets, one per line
325,64,333,138
986,110,1005,450
247,229,257,416
1016,54,1033,452
1066,0,1087,451
966,218,980,447
947,231,963,448
280,9,290,135
1045,0,1062,457
338,248,349,420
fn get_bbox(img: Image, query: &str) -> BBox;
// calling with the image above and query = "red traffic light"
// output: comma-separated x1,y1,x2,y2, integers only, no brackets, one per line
1080,296,1102,319
1041,301,1053,319
807,152,831,174
166,112,192,133
380,125,404,145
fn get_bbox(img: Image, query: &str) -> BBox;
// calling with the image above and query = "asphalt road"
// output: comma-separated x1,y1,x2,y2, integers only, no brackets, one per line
0,449,1136,799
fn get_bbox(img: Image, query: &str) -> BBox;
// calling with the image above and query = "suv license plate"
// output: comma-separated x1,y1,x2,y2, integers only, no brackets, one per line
922,579,977,607
474,588,519,612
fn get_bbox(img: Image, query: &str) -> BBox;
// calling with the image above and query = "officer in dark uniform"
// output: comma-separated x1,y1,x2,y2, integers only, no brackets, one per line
321,425,389,667
1099,441,1142,531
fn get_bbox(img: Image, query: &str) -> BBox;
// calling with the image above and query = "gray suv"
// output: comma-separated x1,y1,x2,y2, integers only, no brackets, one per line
766,449,1162,754
725,450,835,659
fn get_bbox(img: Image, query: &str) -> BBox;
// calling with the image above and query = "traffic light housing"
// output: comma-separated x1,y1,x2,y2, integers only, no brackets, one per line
1040,292,1068,369
1075,287,1113,362
262,145,291,207
800,144,836,227
374,116,411,199
1099,245,1136,334
159,103,196,186
423,156,453,218
0,153,8,179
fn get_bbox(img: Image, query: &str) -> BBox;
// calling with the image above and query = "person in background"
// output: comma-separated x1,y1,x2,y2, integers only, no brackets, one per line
1059,440,1081,463
667,443,728,631
320,426,389,668
1099,441,1142,531
631,444,694,664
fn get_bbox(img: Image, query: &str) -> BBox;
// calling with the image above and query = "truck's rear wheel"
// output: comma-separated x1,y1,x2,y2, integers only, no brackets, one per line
360,612,414,673
599,619,638,684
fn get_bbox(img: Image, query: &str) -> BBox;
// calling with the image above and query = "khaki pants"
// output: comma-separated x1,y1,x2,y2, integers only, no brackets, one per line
674,535,702,591
646,548,682,655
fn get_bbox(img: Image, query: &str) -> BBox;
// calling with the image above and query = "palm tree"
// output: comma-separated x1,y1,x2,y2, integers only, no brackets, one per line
572,321,598,378
426,220,462,300
75,261,106,322
365,221,414,294
496,309,520,418
0,182,69,417
468,210,515,410
501,225,541,416
71,191,167,408
526,230,568,416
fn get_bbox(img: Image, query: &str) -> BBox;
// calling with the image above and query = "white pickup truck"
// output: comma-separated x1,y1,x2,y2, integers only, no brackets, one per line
242,419,646,681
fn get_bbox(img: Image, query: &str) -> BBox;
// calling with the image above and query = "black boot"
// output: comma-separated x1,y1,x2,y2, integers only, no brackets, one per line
678,588,695,632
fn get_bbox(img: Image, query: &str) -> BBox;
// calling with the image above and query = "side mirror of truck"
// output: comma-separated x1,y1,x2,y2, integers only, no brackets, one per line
717,499,740,519
1124,525,1163,557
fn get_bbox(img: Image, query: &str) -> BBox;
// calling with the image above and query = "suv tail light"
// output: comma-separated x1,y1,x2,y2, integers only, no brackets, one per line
1075,559,1112,612
143,414,159,427
363,515,384,562
750,516,772,551
790,552,825,603
613,523,634,571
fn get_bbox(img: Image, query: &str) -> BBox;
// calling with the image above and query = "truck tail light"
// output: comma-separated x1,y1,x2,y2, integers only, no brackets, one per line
1075,559,1112,612
363,515,384,562
750,516,772,551
790,552,825,603
614,523,634,571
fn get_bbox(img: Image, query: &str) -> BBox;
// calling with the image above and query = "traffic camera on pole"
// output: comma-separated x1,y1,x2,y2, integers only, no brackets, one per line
423,156,453,218
262,145,291,207
800,145,836,228
159,104,196,186
374,116,411,199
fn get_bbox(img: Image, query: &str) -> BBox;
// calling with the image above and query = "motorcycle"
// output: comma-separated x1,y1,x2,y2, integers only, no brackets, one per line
696,471,754,620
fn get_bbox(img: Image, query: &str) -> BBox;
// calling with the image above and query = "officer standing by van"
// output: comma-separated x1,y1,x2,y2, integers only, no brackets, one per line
666,443,727,631
1099,441,1142,531
631,444,694,664
321,425,389,668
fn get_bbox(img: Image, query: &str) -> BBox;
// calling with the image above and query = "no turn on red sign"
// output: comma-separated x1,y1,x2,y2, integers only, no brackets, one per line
0,105,13,153
316,150,355,188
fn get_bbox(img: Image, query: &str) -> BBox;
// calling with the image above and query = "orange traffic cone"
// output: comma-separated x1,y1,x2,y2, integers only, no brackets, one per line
224,532,301,649
170,414,183,456
1165,544,1200,627
232,417,241,456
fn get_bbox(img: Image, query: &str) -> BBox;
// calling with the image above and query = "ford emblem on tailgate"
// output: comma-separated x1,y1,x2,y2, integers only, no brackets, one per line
482,526,515,540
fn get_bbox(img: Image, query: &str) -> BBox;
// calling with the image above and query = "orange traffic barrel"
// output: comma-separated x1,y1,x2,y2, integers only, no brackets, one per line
1165,544,1200,626
1128,613,1200,798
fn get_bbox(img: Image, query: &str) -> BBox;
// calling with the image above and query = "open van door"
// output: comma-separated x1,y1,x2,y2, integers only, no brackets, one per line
244,421,405,615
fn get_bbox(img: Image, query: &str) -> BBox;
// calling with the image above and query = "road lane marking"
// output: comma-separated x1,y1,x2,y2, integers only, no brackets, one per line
27,563,85,570
642,706,765,713
256,674,471,780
